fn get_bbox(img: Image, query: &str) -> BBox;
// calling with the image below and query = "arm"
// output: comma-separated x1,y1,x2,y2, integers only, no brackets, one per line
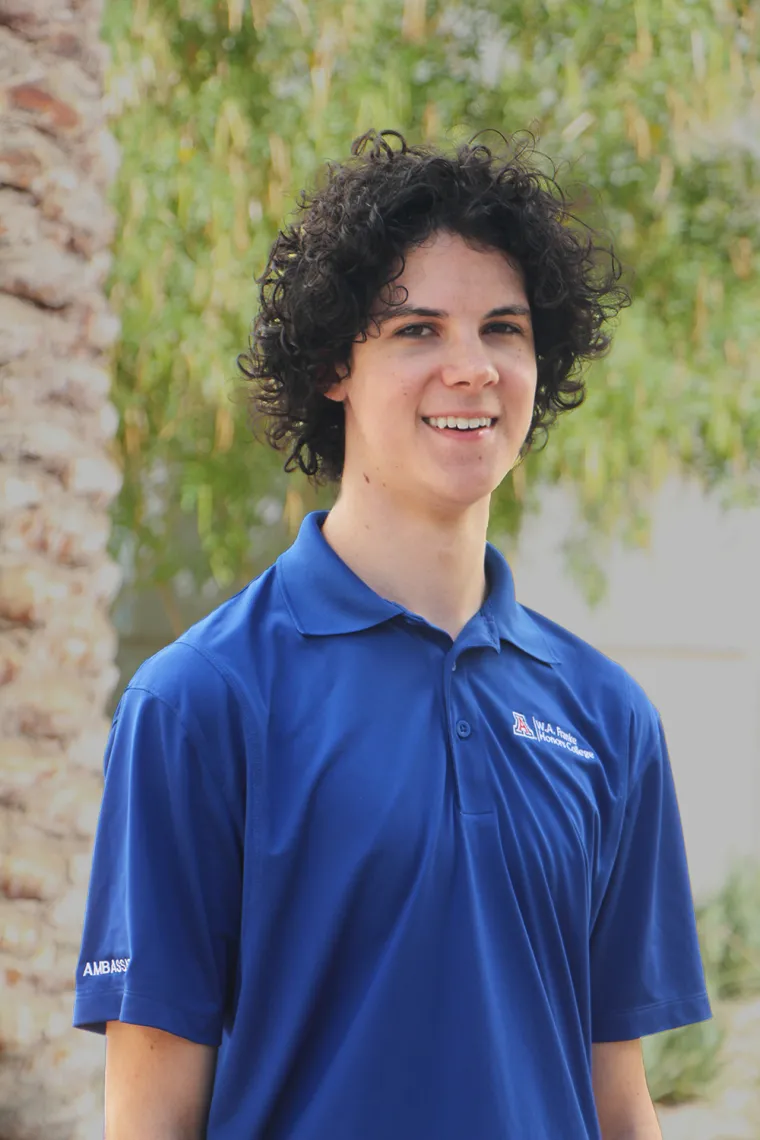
105,1022,217,1140
592,1040,662,1140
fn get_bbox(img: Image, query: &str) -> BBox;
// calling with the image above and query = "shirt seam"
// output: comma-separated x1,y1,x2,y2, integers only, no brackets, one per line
117,983,222,1018
597,990,709,1019
77,984,224,1039
125,680,242,825
624,670,635,806
170,637,264,892
128,639,260,831
589,677,661,931
624,678,667,805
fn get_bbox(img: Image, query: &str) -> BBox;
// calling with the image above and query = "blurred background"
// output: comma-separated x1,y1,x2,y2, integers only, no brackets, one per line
0,0,758,1136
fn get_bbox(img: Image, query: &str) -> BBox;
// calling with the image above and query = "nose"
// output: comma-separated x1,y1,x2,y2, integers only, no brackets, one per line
439,342,498,390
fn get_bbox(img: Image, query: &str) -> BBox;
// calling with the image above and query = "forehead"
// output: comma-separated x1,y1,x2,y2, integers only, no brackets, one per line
384,230,527,307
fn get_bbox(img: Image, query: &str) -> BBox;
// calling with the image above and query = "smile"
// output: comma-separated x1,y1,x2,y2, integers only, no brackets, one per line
422,416,496,431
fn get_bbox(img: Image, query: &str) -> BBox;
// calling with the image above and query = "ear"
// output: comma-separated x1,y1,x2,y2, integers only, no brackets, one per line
323,381,347,404
322,361,350,404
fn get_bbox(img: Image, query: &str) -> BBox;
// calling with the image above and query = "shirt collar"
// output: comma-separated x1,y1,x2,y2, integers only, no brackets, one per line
278,511,557,664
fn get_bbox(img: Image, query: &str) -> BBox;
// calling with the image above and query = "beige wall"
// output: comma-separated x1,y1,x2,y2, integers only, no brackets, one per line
507,478,760,901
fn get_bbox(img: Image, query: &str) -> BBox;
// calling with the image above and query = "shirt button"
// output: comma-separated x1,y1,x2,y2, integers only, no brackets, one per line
456,719,472,739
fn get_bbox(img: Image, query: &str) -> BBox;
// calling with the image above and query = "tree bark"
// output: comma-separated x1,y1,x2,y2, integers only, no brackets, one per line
0,1,120,1136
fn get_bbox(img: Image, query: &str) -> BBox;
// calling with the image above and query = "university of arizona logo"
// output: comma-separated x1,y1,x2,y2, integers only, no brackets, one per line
511,711,595,759
512,711,536,738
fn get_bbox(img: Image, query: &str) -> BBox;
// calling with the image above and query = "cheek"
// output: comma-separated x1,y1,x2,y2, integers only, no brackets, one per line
377,373,423,428
518,359,539,400
390,362,423,397
347,378,413,450
504,365,537,408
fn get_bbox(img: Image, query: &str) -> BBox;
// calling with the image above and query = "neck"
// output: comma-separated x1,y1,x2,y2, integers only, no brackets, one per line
322,484,491,640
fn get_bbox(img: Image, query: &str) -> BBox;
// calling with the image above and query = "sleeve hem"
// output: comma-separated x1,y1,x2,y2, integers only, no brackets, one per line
73,986,223,1047
592,991,713,1042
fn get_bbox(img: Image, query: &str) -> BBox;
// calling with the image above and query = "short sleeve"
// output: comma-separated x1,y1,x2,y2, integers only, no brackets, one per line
73,657,245,1047
589,690,712,1042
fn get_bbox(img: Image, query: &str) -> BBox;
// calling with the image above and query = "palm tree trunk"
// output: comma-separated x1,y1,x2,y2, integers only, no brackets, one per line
0,1,120,1135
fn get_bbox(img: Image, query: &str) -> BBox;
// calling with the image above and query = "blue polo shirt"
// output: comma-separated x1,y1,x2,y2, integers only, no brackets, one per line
74,510,711,1139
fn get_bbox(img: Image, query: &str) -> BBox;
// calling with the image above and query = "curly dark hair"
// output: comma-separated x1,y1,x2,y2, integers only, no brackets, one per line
238,129,630,482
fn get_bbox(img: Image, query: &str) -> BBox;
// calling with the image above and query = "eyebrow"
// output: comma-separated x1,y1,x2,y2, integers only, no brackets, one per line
375,304,532,324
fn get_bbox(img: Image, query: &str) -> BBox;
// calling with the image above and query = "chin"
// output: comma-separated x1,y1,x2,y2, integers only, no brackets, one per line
409,457,511,514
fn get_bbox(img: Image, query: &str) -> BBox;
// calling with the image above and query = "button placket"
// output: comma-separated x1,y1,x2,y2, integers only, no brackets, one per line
444,652,492,816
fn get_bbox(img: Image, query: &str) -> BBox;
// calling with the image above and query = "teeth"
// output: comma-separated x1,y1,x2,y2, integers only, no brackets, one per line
425,416,493,430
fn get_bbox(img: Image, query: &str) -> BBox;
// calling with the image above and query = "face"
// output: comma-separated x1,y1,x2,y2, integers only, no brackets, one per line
326,230,538,520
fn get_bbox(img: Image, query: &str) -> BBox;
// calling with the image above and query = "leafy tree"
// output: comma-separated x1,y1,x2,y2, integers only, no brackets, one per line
103,0,759,600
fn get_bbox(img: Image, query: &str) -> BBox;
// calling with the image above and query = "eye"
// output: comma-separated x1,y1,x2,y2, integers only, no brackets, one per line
394,323,434,338
483,321,523,336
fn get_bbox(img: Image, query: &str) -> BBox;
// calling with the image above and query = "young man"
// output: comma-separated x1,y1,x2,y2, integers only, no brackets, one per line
74,131,711,1139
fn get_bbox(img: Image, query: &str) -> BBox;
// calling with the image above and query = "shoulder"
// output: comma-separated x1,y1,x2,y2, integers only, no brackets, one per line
523,604,634,693
123,563,285,745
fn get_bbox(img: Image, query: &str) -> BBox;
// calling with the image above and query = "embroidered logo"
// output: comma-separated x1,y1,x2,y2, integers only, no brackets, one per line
82,957,130,977
512,711,536,738
512,713,595,759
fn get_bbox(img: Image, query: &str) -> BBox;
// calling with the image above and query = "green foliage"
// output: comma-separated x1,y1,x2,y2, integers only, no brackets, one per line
102,0,760,594
643,1015,725,1105
697,861,760,999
